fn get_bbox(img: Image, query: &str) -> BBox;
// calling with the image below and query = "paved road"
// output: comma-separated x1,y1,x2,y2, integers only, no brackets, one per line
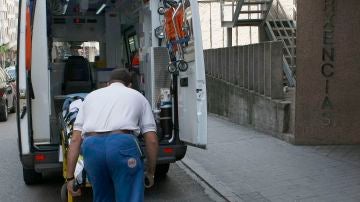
0,114,220,202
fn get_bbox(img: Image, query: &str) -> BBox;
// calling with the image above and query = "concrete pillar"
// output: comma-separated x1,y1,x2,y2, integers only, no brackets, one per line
230,47,238,84
248,45,254,90
270,42,283,99
215,49,221,78
264,43,271,97
238,46,244,87
295,0,360,144
258,43,265,95
253,44,259,93
243,45,249,89
227,28,232,47
220,48,226,79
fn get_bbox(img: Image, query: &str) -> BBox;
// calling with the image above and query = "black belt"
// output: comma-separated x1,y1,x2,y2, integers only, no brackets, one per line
85,129,133,136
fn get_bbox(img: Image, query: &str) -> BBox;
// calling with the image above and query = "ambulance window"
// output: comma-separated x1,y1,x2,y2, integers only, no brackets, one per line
80,42,100,62
52,41,100,62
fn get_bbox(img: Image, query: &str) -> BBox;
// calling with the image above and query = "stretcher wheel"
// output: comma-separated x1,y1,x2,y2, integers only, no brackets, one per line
158,7,165,15
60,183,68,202
168,63,177,74
177,60,188,72
155,26,165,39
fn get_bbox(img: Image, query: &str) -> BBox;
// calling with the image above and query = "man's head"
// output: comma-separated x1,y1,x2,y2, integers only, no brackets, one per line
109,68,132,87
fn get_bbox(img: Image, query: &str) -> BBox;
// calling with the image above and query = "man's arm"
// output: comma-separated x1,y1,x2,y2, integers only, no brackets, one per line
66,130,82,196
143,131,158,176
139,98,159,187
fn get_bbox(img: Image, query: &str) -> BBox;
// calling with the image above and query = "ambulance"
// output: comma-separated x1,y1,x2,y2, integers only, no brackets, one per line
16,0,207,184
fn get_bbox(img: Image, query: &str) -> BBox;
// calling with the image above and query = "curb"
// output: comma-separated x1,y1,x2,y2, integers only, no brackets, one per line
178,157,243,202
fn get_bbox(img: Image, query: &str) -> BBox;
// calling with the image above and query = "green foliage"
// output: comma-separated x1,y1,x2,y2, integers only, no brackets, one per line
0,44,9,54
0,44,10,68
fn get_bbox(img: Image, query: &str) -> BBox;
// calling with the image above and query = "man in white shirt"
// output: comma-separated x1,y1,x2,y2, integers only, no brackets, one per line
66,68,159,202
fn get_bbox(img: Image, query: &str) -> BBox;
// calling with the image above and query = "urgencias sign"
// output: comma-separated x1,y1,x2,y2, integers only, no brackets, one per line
321,0,335,127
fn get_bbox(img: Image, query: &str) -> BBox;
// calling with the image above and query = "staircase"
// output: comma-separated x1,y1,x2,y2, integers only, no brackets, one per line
221,0,273,27
220,0,296,87
264,0,296,86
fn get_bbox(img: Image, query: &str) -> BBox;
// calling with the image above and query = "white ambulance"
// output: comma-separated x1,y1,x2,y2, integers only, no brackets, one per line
16,0,207,184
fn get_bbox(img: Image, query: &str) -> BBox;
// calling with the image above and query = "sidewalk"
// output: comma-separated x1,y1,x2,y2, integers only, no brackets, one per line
182,115,360,202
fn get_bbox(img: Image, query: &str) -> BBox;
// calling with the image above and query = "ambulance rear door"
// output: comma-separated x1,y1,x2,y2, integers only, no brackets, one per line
176,0,207,149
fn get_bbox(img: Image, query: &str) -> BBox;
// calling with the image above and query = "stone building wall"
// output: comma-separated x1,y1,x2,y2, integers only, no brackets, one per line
295,0,360,144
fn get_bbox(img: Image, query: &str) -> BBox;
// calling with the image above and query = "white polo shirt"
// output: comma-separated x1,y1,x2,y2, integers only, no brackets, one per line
73,82,156,135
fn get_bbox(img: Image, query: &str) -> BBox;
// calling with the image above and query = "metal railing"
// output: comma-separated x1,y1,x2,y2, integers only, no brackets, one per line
204,41,284,99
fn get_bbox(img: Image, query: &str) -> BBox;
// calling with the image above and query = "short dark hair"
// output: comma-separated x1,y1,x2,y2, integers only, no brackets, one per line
109,68,131,86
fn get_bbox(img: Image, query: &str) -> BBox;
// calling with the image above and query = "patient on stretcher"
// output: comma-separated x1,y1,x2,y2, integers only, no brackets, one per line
61,94,88,187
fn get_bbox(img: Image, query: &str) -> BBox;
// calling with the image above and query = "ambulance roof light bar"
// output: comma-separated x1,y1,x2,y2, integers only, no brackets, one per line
96,3,106,15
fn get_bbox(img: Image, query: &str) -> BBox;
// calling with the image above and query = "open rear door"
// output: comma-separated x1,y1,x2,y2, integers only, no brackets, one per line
177,0,207,149
17,0,30,155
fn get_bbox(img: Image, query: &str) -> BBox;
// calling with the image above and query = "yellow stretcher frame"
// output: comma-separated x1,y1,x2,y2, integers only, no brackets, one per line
60,130,92,202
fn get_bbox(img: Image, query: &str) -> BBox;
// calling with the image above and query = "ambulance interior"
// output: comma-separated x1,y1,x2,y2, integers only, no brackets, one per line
42,0,165,146
25,0,206,153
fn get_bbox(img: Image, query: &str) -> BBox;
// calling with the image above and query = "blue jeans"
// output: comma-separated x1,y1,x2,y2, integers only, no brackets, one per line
81,134,144,202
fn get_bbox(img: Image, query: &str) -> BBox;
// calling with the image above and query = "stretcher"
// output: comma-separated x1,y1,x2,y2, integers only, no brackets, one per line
58,94,91,202
157,0,192,74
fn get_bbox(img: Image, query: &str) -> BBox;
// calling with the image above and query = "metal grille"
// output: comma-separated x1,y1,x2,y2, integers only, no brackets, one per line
204,41,284,99
152,47,171,106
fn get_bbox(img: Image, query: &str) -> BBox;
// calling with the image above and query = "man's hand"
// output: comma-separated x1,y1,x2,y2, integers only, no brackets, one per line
66,130,82,196
66,179,81,196
143,131,158,184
